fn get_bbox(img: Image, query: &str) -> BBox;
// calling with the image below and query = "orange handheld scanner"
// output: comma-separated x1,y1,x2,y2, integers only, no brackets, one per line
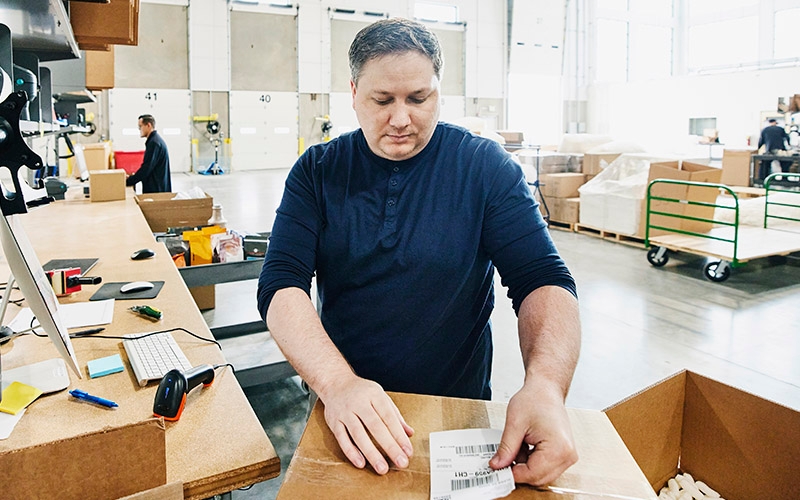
153,364,215,421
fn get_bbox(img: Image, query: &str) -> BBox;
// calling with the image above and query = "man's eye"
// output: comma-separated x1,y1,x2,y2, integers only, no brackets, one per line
410,97,426,104
375,99,391,105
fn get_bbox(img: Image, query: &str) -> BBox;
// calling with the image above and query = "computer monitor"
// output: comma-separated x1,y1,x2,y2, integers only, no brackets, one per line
0,212,81,377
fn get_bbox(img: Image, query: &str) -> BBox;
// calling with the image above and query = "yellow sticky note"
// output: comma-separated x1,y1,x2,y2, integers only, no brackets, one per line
0,381,44,415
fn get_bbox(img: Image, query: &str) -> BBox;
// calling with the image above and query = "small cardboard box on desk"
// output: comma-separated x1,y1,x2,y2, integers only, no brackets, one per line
88,169,126,202
277,392,657,499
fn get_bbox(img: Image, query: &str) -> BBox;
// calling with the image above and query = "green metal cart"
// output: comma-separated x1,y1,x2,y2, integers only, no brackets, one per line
644,173,800,282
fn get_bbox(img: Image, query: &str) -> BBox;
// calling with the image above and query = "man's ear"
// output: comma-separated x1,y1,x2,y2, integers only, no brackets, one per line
350,79,357,109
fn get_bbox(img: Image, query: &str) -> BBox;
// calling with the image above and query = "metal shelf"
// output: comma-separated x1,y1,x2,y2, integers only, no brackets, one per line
0,0,80,61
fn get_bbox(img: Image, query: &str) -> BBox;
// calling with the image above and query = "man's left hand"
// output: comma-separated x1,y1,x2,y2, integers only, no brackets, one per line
488,383,577,486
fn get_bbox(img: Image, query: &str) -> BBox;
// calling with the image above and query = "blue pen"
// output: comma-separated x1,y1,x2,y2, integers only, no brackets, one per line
69,389,119,408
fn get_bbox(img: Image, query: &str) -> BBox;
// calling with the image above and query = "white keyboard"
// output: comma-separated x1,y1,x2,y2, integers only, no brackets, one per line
123,332,193,387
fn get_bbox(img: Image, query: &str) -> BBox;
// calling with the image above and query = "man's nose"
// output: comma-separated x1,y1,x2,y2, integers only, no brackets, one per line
388,102,412,129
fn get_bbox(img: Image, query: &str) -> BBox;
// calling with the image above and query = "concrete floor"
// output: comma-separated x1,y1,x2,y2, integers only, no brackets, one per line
172,169,800,499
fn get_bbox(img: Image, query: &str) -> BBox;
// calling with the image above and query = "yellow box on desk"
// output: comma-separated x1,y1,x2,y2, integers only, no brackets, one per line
277,392,656,499
604,370,800,500
134,192,213,232
88,169,126,202
0,418,167,500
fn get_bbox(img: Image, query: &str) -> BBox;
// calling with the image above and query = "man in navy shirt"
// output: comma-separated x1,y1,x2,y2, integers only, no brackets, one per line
257,18,581,486
126,114,172,193
758,118,792,182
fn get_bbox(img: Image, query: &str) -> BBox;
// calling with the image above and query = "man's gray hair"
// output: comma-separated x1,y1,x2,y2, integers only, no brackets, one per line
348,18,443,84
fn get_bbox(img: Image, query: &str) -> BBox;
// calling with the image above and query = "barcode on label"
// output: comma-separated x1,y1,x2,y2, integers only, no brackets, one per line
451,474,499,491
454,443,498,455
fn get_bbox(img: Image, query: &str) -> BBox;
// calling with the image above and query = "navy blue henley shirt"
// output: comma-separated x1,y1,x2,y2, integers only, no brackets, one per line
257,123,576,399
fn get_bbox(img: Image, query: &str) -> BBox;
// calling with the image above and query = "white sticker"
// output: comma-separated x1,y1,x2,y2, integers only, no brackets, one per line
430,429,515,500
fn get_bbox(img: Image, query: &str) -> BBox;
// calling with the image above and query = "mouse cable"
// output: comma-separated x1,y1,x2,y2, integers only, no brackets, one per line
27,321,222,350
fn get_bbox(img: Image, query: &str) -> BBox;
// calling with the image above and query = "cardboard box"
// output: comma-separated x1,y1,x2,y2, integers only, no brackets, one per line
81,142,112,173
541,173,587,198
642,160,723,238
0,419,166,499
88,169,126,202
583,153,621,176
495,130,524,144
605,371,800,500
85,47,115,90
135,192,213,233
277,392,656,499
550,197,580,223
721,149,756,187
189,284,215,310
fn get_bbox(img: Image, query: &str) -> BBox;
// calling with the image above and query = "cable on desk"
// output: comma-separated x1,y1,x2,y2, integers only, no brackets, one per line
27,322,222,350
213,362,236,373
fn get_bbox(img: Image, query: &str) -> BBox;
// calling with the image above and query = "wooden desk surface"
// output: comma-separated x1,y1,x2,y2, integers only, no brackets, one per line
0,193,279,499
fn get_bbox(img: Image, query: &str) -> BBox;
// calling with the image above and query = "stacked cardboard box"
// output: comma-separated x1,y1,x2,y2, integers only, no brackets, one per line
540,172,585,223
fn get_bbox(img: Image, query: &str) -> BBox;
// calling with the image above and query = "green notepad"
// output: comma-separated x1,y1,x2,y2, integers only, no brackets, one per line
0,381,43,415
87,354,125,378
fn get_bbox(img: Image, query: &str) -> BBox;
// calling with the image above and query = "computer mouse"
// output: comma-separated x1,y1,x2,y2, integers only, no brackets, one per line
120,281,155,294
131,248,155,261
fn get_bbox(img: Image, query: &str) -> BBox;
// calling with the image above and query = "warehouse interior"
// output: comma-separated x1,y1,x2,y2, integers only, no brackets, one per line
2,1,800,499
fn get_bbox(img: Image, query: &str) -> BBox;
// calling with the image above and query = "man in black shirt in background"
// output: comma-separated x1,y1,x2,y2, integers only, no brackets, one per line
126,114,172,193
758,118,791,182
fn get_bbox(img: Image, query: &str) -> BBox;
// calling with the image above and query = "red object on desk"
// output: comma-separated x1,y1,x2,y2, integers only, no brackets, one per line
114,150,145,175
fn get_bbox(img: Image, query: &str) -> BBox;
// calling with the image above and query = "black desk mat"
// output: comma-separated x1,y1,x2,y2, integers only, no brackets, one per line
89,281,165,301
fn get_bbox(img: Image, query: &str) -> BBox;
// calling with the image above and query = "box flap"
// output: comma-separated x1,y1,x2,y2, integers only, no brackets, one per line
604,371,686,490
681,372,800,500
2,418,166,500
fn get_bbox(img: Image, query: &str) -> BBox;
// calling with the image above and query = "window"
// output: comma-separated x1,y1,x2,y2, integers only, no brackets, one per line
414,2,458,23
629,24,672,80
774,8,800,59
687,16,757,68
688,117,716,136
629,0,672,18
595,18,628,82
688,0,757,18
596,0,627,12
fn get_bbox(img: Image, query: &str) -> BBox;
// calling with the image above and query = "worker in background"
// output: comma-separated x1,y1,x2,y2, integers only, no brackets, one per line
126,114,172,193
257,18,581,487
758,118,791,182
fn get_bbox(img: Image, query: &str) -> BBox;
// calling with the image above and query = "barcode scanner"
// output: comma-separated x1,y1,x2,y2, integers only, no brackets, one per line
153,364,215,421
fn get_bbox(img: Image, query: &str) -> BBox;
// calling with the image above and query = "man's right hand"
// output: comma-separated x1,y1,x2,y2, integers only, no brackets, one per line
320,375,414,475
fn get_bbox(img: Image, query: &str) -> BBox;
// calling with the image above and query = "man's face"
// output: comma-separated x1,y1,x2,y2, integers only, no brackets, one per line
351,51,441,161
138,119,151,138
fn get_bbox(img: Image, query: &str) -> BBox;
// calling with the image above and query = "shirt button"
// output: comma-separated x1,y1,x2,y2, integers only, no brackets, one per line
393,167,400,172
390,179,398,186
387,199,396,207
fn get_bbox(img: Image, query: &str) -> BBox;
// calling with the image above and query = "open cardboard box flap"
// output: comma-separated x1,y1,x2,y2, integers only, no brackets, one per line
604,370,800,500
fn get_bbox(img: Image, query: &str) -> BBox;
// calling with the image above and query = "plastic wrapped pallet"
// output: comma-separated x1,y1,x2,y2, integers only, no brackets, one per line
578,154,673,235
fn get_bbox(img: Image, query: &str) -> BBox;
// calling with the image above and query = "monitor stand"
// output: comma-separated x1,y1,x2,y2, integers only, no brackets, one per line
0,273,71,398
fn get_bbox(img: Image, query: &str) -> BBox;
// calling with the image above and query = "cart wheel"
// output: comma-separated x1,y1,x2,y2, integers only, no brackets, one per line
647,247,669,267
703,261,731,282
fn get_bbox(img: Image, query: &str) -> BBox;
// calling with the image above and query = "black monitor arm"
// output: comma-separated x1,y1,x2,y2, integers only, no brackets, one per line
0,91,46,216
